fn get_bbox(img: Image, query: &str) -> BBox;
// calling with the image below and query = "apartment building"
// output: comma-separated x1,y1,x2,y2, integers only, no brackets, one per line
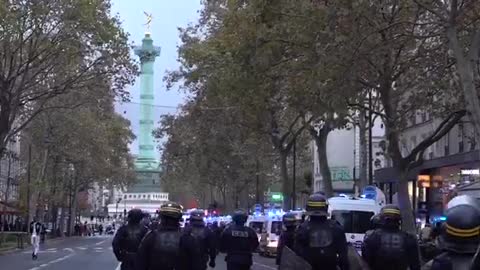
375,111,479,220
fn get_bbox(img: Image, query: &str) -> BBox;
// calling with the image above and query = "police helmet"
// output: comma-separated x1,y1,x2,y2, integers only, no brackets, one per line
370,213,383,230
232,209,248,224
159,202,183,219
189,210,205,225
439,195,480,254
282,213,297,227
306,193,328,216
127,209,144,224
380,204,401,221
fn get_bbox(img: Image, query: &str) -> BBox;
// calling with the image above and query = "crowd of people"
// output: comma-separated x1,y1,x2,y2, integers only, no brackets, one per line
111,192,480,270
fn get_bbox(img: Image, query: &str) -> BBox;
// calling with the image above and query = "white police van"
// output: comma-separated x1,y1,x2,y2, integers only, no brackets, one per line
328,186,385,253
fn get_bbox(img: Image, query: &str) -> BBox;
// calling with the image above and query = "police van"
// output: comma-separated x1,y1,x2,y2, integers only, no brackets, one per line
258,212,283,257
246,214,266,242
328,186,385,253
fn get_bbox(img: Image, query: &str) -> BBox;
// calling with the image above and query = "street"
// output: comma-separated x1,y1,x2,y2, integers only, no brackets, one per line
0,235,276,270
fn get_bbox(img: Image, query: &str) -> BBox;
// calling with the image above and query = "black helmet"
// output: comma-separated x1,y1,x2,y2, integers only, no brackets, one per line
380,204,401,219
283,213,297,227
306,193,328,216
232,209,248,225
159,202,183,219
189,210,205,225
370,213,383,230
439,195,480,254
128,209,144,224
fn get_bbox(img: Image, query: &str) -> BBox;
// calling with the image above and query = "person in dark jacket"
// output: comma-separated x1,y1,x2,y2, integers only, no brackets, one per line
276,213,297,266
184,210,217,269
294,193,350,270
362,204,420,270
422,195,480,270
220,209,259,270
112,209,148,270
136,202,200,270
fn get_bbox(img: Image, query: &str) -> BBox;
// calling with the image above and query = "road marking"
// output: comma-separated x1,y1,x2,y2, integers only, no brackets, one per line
94,247,103,250
115,262,121,270
95,239,107,246
63,248,74,252
253,262,276,270
28,253,74,270
76,247,87,250
46,248,57,251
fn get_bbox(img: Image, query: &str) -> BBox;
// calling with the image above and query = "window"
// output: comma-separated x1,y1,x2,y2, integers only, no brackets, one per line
249,222,264,234
271,221,282,235
331,210,374,234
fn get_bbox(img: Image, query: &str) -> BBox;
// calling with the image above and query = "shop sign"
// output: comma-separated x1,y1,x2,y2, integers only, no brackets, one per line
330,166,351,182
460,169,480,175
418,175,431,188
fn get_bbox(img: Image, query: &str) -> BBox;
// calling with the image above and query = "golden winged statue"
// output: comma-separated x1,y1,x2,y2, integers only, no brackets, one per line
144,12,153,33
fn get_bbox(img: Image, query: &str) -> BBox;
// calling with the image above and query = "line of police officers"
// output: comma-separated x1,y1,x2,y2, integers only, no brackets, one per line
112,192,480,270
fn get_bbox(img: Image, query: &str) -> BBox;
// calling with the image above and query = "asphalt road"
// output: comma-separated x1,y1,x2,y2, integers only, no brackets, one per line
0,235,276,270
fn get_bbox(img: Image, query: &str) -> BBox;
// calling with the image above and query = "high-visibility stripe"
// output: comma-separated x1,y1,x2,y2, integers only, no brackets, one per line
160,207,182,213
446,224,480,237
383,209,401,215
307,202,327,206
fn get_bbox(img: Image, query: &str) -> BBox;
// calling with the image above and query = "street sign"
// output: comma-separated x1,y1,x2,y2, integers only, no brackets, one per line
271,194,283,201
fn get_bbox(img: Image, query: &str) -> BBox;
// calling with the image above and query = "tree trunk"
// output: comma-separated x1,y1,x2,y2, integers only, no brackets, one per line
447,28,480,137
67,174,78,236
315,127,334,198
279,150,292,210
359,109,368,190
397,173,416,234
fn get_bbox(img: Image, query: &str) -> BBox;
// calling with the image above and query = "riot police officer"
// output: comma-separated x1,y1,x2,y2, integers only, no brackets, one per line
112,209,148,270
423,195,480,270
364,213,382,240
220,209,259,270
136,202,200,270
276,213,297,266
184,210,217,269
294,193,349,270
361,204,420,270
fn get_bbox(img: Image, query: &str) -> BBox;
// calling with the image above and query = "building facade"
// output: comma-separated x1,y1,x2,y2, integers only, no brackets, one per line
375,111,480,221
312,118,386,195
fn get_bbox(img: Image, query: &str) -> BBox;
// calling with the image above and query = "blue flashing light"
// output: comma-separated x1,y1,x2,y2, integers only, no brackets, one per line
438,216,447,221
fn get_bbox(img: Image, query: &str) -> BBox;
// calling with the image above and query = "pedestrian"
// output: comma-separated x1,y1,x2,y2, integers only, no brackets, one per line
99,224,104,235
422,195,480,270
294,193,350,270
112,209,148,270
219,209,259,270
29,217,42,260
136,202,199,270
361,204,420,270
184,210,217,269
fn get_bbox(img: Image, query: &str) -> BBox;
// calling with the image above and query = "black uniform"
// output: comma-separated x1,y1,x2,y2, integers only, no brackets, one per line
135,202,201,270
136,226,199,270
294,218,349,270
423,195,480,270
276,212,297,266
362,204,420,270
112,221,148,270
220,210,259,270
275,226,295,265
295,193,349,270
362,228,420,270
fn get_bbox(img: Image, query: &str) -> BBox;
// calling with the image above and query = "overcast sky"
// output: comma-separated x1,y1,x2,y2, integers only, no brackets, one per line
111,0,202,158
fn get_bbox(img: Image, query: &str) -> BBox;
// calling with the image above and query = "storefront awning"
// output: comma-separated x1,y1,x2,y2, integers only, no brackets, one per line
374,150,480,184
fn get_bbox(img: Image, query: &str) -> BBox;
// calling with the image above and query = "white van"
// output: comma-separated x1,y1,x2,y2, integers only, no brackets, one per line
246,215,266,242
259,214,283,256
328,197,382,253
